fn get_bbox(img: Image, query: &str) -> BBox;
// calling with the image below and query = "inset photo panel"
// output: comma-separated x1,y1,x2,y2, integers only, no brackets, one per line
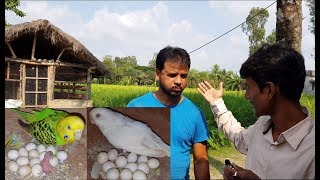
5,108,88,179
87,107,170,180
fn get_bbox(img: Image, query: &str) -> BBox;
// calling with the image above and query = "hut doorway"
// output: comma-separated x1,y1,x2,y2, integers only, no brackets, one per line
5,61,49,108
24,64,48,107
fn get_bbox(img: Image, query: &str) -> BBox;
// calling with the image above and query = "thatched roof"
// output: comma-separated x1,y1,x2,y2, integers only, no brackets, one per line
5,19,108,77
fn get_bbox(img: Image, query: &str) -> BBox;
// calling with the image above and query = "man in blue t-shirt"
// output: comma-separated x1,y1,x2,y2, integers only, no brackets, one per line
127,46,210,180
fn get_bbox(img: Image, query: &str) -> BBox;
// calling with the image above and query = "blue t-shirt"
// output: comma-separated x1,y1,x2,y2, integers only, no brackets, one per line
127,92,210,179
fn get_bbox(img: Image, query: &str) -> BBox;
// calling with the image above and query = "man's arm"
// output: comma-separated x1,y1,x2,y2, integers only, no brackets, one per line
193,141,210,180
198,81,250,154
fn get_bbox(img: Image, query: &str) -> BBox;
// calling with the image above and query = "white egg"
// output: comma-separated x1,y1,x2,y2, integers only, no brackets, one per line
120,168,133,179
32,164,43,177
39,152,46,161
7,149,19,160
29,149,40,158
124,163,138,172
147,158,160,169
138,162,150,174
18,165,32,176
17,156,29,166
29,158,41,166
57,150,68,163
108,149,118,162
97,151,108,164
18,147,28,157
46,145,57,155
127,152,138,163
37,144,46,154
115,156,127,168
25,142,37,151
137,155,148,163
49,157,59,167
102,161,116,173
106,168,120,180
133,170,147,180
8,161,19,173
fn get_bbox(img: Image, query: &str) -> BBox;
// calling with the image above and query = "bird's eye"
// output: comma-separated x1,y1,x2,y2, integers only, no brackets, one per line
64,135,69,139
96,113,101,118
67,126,71,130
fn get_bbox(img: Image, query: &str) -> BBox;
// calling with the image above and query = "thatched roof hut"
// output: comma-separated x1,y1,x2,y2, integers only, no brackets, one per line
5,19,108,77
5,19,108,108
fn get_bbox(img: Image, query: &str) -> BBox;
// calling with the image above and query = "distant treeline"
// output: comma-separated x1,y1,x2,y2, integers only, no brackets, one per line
94,55,244,91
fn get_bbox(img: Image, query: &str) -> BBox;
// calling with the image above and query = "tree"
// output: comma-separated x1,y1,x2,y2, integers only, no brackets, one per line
5,0,26,27
102,55,116,84
225,73,244,91
148,53,158,68
241,7,270,55
306,0,315,35
114,56,137,68
265,29,276,44
276,0,302,52
188,69,200,88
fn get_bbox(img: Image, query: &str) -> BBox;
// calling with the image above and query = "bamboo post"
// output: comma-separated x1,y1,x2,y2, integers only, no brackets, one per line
6,42,17,58
86,68,92,99
31,33,37,60
57,48,66,60
21,64,26,107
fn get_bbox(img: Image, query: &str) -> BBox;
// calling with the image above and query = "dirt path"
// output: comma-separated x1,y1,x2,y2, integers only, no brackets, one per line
189,146,246,179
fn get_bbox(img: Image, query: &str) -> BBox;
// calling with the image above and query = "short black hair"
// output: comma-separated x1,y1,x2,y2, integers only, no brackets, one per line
156,46,191,71
240,43,306,101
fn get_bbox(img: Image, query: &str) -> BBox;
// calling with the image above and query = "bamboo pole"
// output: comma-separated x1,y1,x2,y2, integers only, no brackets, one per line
6,42,17,58
31,33,37,60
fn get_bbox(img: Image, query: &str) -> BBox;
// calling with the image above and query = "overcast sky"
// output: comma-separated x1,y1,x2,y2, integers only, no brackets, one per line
5,1,315,73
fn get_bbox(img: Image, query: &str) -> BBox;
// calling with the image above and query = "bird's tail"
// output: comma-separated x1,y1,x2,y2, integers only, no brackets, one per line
11,108,34,122
149,132,170,157
160,142,170,157
18,119,31,134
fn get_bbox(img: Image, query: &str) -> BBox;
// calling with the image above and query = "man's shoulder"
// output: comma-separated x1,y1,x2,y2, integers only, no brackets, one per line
127,92,152,107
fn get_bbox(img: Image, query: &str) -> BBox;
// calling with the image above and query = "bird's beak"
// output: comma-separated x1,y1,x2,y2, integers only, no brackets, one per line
74,130,82,140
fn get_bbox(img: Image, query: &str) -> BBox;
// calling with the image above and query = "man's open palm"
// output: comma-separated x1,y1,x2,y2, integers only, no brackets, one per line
197,81,224,103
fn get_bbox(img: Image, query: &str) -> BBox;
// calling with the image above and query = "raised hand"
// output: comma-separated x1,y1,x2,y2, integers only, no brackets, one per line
197,81,224,103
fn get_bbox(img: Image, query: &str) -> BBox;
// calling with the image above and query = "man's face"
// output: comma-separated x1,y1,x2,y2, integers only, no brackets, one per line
156,60,188,97
244,77,271,117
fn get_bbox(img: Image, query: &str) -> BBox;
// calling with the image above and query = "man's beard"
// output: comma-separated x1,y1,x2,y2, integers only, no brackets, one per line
159,81,183,97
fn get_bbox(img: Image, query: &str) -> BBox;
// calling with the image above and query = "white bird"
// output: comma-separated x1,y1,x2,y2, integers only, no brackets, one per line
90,108,170,158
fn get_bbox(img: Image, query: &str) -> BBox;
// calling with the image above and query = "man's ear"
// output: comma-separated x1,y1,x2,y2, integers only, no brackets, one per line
156,69,160,81
264,82,279,99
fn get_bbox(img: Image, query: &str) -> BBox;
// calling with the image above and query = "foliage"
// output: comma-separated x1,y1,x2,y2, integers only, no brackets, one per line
306,0,315,35
100,53,243,91
207,128,232,150
241,7,276,55
265,29,276,44
5,0,26,27
100,55,156,86
148,52,158,68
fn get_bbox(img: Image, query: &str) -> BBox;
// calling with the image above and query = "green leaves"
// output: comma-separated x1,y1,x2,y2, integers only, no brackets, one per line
5,0,26,27
306,0,315,35
207,128,232,150
241,7,276,55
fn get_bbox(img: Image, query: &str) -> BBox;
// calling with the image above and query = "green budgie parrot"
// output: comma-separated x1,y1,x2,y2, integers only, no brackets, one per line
12,108,85,146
